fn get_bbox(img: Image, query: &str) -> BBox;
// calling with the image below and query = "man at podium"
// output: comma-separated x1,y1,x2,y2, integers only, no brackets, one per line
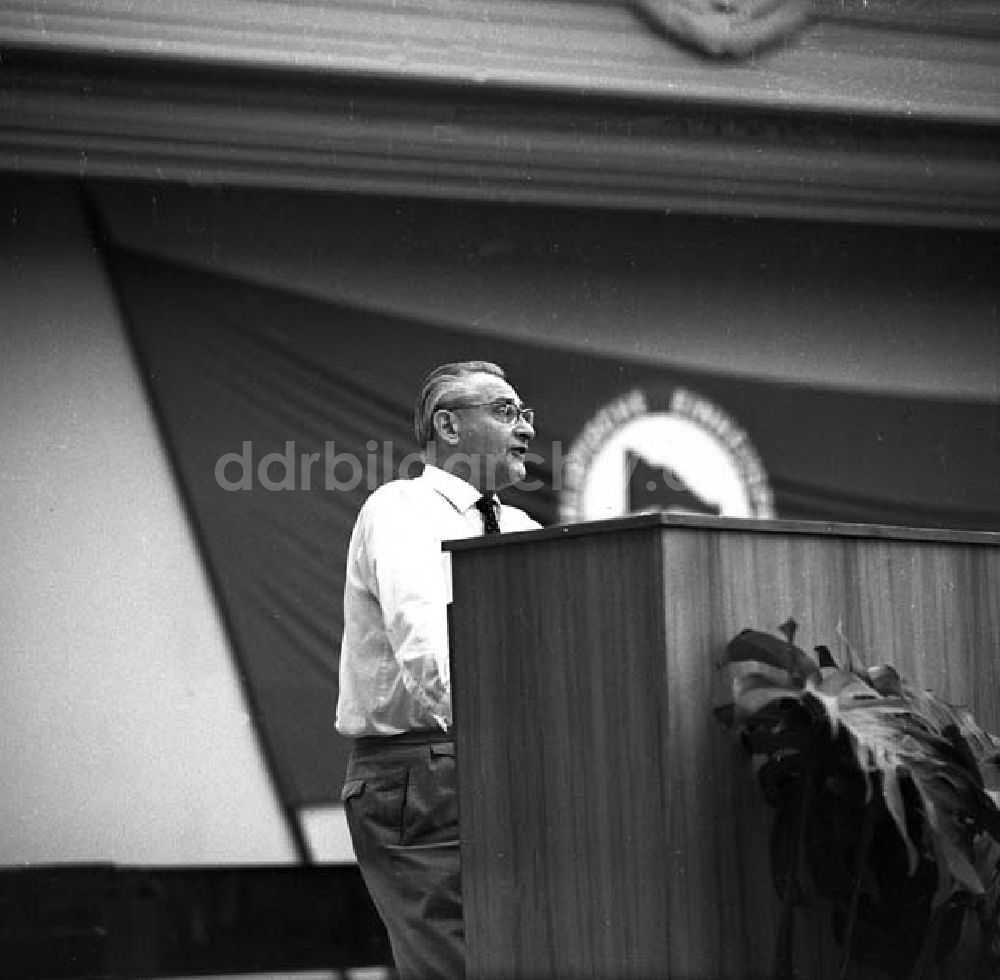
336,360,540,979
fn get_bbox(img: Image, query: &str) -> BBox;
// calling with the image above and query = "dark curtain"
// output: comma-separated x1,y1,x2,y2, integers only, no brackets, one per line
107,245,1000,807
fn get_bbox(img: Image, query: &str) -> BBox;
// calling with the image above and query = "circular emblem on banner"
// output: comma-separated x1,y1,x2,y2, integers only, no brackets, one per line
559,387,774,522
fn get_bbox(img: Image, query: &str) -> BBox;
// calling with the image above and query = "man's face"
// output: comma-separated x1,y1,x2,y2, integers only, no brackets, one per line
448,372,535,492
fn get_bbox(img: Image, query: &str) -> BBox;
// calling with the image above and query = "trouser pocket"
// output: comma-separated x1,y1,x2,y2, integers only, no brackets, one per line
341,767,408,850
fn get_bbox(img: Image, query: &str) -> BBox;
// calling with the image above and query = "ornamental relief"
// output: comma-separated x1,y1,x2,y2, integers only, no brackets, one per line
617,0,810,58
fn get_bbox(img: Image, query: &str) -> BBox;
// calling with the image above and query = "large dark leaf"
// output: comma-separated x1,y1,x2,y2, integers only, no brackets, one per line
721,626,1000,907
725,629,822,687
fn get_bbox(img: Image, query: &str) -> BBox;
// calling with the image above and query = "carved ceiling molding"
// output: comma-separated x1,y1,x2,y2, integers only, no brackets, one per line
1,2,998,58
0,2,997,121
1,51,996,230
0,2,996,226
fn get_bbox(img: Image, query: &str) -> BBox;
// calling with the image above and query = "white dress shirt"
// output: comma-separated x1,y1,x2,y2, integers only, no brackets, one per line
336,463,541,737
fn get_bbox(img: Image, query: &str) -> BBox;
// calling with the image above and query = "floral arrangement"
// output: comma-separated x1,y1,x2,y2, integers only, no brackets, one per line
716,620,1000,980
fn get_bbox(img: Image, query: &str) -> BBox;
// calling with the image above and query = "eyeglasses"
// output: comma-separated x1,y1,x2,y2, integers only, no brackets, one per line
440,399,535,427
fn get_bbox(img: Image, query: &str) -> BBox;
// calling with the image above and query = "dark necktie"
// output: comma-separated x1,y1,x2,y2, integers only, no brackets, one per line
475,495,501,535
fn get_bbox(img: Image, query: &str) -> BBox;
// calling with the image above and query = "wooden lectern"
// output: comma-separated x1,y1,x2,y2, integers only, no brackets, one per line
444,515,1000,979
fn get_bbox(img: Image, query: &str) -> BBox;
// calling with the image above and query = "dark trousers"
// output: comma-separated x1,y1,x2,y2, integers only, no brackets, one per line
341,731,464,980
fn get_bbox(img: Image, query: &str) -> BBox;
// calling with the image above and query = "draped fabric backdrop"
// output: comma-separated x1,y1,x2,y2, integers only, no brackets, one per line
107,244,1000,809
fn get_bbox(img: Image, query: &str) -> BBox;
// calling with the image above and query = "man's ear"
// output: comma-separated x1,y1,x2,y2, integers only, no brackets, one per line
432,408,461,446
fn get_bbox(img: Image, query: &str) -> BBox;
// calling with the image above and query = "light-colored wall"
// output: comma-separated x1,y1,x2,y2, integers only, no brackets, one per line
0,177,297,866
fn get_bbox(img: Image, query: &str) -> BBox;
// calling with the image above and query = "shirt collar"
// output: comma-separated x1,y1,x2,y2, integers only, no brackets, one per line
421,463,495,515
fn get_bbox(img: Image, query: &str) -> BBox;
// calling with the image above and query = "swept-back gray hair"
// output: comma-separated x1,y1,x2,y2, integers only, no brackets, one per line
414,360,506,449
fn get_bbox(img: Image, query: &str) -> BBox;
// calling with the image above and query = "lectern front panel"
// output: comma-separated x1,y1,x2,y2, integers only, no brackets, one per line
447,517,1000,978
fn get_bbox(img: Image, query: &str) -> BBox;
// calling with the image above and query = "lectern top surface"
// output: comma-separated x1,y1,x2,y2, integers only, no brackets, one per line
442,512,1000,551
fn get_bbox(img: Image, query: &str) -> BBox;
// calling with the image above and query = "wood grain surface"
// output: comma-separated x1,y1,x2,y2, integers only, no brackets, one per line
447,519,1000,978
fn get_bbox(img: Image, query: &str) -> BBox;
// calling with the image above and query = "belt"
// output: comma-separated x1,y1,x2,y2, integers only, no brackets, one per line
353,727,454,749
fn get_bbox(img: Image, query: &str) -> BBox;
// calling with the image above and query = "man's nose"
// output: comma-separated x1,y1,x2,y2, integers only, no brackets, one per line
515,417,535,439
